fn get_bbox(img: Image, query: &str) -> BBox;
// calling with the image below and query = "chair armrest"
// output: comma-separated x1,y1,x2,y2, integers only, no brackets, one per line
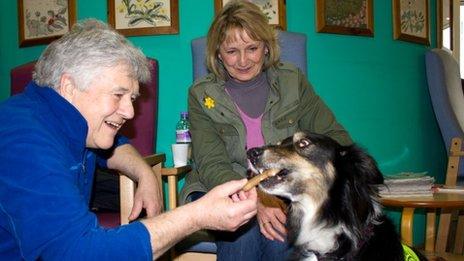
120,153,192,223
144,153,192,210
120,153,165,224
143,153,166,166
161,165,192,176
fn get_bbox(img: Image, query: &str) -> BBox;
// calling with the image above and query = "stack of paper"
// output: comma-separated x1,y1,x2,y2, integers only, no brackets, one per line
378,172,435,198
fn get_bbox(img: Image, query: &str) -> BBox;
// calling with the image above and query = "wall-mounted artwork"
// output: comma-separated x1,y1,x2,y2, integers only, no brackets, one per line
392,0,430,45
215,0,286,30
18,0,76,47
316,0,374,37
108,0,179,37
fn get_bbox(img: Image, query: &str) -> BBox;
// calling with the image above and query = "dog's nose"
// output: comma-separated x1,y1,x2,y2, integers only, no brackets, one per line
247,147,263,162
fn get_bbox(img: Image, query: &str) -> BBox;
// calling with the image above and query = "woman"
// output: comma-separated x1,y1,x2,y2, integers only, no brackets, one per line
180,1,352,260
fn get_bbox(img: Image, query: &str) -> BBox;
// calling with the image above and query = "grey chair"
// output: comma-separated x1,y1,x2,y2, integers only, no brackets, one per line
424,48,464,257
174,30,307,260
425,48,464,185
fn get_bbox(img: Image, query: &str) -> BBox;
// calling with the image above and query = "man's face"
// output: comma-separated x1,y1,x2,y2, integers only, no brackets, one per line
64,64,139,149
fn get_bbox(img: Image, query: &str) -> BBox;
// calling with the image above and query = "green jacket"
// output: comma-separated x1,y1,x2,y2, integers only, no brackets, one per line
179,62,352,205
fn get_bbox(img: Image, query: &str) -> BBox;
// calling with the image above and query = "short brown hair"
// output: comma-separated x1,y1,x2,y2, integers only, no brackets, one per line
206,0,280,80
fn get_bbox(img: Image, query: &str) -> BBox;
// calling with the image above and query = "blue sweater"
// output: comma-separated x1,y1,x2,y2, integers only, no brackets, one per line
0,82,152,260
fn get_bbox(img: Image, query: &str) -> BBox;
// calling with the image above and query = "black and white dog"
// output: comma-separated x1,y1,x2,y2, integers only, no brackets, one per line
247,131,425,261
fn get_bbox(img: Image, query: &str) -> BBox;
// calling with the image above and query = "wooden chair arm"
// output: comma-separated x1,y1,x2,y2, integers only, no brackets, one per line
144,153,192,210
143,153,166,166
120,154,192,224
161,165,192,176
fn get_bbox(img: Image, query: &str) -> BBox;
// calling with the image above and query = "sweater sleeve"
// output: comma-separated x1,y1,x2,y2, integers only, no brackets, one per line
94,134,130,168
0,127,152,260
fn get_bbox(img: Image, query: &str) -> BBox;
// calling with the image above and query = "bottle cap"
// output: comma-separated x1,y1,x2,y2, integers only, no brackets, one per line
181,111,188,117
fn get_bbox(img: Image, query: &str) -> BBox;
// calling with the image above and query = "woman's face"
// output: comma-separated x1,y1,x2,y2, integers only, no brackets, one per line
218,29,267,82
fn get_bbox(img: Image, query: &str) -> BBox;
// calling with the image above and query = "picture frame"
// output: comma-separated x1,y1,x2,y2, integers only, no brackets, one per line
436,0,455,50
392,0,430,45
214,0,287,30
18,0,76,47
316,0,373,37
108,0,179,37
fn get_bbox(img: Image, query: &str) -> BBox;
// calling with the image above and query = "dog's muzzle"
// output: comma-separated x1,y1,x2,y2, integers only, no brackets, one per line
247,147,264,166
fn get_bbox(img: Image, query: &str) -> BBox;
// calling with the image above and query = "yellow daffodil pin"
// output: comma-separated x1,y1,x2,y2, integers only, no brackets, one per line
204,96,215,109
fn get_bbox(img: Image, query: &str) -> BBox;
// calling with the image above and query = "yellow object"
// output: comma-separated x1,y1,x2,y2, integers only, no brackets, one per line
402,244,420,261
203,96,215,109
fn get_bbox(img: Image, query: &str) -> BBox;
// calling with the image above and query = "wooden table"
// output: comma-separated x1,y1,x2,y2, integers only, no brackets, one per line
381,192,464,252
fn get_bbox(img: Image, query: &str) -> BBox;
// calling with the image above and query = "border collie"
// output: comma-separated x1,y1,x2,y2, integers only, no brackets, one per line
247,131,425,261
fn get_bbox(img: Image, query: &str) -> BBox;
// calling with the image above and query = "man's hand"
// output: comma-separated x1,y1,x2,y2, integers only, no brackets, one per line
194,179,258,231
129,170,163,221
105,144,163,220
141,179,257,259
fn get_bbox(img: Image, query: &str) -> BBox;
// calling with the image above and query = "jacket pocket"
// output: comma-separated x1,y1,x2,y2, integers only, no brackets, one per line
272,108,300,138
273,109,299,129
214,123,242,161
214,123,238,136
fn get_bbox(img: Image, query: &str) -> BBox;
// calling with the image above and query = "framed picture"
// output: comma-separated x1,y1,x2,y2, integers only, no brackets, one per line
18,0,76,47
108,0,179,37
215,0,286,30
392,0,430,45
316,0,373,37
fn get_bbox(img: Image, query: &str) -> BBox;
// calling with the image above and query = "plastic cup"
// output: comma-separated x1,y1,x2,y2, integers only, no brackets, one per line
172,143,189,167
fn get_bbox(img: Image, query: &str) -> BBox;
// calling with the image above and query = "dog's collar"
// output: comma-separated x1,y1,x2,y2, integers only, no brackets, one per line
359,223,374,244
356,223,375,253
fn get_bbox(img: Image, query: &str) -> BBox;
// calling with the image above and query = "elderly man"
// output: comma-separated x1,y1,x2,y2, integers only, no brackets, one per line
0,19,257,260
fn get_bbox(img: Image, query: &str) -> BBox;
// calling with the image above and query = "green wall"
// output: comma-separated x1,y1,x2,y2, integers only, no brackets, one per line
0,0,444,246
1,1,446,177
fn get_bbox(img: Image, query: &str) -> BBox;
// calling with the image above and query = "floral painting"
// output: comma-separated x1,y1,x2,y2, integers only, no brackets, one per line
18,0,75,47
216,0,286,30
393,0,429,45
399,0,427,38
316,0,373,36
108,0,178,36
324,0,368,29
115,0,171,29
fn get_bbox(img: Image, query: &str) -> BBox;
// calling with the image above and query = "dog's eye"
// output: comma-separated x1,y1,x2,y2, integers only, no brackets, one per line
297,138,311,148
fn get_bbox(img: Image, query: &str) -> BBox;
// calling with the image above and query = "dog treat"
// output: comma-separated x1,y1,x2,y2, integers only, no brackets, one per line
243,169,279,191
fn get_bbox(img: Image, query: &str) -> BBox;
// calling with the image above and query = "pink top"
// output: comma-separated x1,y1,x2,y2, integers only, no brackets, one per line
236,106,265,150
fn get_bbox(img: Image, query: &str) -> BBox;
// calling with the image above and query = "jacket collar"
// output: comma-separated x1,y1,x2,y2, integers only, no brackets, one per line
25,81,88,150
203,65,281,106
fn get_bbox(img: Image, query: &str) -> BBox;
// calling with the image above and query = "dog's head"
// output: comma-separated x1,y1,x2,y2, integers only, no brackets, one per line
247,131,383,211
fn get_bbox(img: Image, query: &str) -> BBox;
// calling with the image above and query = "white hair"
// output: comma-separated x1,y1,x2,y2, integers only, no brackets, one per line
33,19,151,91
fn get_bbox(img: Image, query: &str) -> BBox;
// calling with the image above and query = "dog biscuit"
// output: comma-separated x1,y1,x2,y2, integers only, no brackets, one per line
243,169,279,191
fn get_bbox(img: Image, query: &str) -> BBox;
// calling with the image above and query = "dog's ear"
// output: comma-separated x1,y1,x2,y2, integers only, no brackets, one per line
338,145,384,185
335,145,384,224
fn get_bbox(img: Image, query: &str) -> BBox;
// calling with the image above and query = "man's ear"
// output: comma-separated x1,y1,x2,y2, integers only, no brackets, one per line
58,74,76,102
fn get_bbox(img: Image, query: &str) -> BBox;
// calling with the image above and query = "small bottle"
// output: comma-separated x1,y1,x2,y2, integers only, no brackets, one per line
176,112,191,144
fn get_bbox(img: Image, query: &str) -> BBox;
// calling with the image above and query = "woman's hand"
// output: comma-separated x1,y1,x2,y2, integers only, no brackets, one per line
256,192,287,241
